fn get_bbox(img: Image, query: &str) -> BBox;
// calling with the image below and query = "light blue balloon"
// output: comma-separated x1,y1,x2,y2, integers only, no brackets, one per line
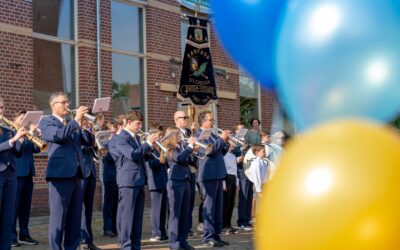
276,0,400,130
211,0,286,89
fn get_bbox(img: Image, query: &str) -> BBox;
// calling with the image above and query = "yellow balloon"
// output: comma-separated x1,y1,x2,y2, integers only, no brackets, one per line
256,120,400,250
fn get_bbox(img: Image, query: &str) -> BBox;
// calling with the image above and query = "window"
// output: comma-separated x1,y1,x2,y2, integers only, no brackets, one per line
33,0,76,113
239,71,259,127
33,0,74,39
111,0,145,117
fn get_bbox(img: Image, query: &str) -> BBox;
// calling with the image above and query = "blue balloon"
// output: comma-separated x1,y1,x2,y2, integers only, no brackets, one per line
211,0,287,89
276,0,400,130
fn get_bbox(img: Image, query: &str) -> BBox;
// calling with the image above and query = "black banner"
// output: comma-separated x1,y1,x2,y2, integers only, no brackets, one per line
179,17,217,105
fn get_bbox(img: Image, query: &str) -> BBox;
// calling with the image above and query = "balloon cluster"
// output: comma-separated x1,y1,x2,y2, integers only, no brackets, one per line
212,0,400,248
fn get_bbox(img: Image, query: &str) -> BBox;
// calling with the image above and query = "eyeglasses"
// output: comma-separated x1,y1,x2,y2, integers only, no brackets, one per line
53,100,70,105
177,116,189,120
205,118,215,122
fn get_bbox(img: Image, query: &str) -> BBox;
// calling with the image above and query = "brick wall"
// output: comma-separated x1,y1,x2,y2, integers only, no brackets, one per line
0,0,277,215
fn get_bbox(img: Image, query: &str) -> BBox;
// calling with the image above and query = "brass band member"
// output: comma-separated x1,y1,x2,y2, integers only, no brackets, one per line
11,110,40,246
194,111,230,247
0,97,27,248
174,110,197,236
146,124,169,242
102,118,122,238
115,111,156,249
160,127,197,250
39,92,93,250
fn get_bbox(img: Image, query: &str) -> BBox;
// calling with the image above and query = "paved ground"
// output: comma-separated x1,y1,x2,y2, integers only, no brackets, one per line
16,209,254,250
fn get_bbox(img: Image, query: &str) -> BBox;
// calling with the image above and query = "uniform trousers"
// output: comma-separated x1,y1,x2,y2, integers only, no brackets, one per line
150,189,168,238
81,174,96,244
48,176,83,250
12,175,33,241
102,181,118,234
199,179,224,242
167,179,191,249
117,186,145,250
0,167,16,250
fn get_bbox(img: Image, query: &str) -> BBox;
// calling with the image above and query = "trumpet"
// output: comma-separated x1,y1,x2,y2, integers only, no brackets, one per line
182,138,213,158
216,128,245,146
137,129,168,155
0,115,48,151
66,108,104,130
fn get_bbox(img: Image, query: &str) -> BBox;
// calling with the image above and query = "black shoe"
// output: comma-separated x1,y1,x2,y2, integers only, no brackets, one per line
11,239,21,247
216,239,230,246
104,230,117,237
80,243,102,250
180,244,195,250
18,236,38,245
188,230,194,237
202,240,224,247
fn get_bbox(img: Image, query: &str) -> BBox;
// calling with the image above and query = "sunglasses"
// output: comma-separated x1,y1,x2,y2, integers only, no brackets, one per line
177,116,189,120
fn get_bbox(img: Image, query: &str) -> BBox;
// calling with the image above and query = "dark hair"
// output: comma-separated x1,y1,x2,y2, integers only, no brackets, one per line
125,111,143,122
149,123,164,132
13,109,27,119
252,144,265,154
250,118,261,127
198,111,212,126
260,131,270,137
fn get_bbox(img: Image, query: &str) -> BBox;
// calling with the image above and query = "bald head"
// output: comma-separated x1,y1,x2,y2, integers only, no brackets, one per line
174,111,188,128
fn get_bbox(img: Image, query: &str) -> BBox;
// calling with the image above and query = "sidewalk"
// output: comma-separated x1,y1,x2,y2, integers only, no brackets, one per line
17,209,254,250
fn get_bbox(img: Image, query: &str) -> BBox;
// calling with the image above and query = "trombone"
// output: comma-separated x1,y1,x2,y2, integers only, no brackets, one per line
0,115,48,151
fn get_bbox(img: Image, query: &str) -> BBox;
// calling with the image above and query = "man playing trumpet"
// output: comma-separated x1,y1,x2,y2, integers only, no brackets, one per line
115,111,156,249
195,111,230,247
39,92,93,250
0,97,27,248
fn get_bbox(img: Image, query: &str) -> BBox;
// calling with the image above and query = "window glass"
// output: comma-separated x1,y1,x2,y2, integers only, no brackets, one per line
111,1,143,53
33,0,74,40
112,53,144,116
33,39,75,113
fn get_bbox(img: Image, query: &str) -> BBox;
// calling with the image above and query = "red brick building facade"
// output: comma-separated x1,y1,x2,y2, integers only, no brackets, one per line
0,0,278,215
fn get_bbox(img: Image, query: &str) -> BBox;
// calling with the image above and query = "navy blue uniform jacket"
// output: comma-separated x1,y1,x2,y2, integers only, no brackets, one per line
145,151,168,190
115,129,151,188
194,129,228,182
39,116,93,178
0,126,22,171
15,139,40,176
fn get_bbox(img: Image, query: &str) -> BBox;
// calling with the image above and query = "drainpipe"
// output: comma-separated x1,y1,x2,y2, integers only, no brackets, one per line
96,0,102,98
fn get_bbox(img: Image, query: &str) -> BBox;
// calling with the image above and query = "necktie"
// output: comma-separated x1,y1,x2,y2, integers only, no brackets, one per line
63,119,67,126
